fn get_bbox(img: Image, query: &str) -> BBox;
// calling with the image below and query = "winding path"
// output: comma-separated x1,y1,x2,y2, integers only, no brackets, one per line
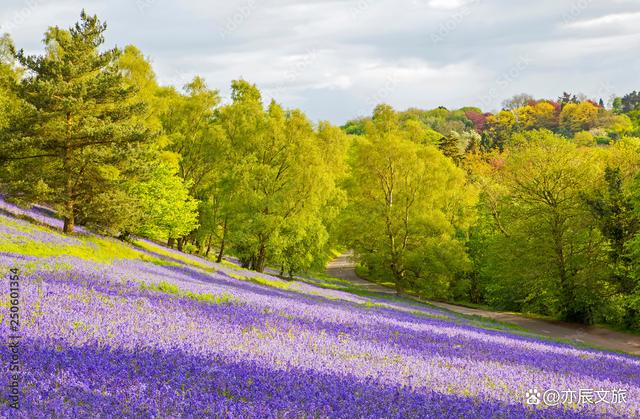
325,252,640,356
325,251,395,294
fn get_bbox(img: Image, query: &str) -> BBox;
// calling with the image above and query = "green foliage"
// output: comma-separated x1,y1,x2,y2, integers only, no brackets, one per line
341,104,478,296
162,76,221,194
205,81,347,273
573,131,595,146
342,118,367,136
127,163,199,240
0,34,21,132
0,12,153,233
479,133,609,323
132,239,213,271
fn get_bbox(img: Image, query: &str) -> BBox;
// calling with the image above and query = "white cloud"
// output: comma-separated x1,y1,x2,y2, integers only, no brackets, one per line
2,0,640,123
427,0,470,10
564,11,640,29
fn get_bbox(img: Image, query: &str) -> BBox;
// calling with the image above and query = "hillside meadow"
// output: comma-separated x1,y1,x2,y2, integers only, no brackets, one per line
1,202,638,417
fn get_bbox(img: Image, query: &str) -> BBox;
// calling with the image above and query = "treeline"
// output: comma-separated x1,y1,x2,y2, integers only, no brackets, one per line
342,95,640,329
0,12,347,275
2,12,640,330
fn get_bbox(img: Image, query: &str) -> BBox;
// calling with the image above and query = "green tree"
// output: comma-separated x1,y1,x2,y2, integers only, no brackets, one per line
586,167,638,291
127,163,199,240
161,77,221,195
0,12,151,233
483,131,608,323
343,104,477,295
157,76,223,250
0,34,20,131
212,80,344,272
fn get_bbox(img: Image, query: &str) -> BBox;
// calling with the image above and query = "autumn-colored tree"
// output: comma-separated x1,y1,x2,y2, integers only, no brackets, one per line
559,101,600,135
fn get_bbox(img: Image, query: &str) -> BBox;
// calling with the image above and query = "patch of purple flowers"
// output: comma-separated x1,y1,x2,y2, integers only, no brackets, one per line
0,212,638,417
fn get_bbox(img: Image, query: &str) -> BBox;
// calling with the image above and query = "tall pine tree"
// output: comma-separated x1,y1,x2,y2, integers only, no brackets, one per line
0,11,150,233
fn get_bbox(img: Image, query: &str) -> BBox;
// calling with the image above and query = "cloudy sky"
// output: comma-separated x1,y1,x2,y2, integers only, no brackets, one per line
2,0,640,124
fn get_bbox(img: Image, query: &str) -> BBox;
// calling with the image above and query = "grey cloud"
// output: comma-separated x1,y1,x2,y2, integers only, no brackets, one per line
1,0,639,123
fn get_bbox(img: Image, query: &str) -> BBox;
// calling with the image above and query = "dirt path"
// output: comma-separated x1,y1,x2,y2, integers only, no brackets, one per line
325,252,640,356
325,251,396,294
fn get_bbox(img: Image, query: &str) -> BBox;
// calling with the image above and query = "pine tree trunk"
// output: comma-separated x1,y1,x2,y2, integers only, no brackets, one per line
63,112,75,234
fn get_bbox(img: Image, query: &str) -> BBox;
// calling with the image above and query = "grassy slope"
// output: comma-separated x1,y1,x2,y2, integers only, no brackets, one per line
0,211,631,354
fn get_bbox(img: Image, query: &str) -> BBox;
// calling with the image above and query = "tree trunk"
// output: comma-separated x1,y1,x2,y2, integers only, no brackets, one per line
62,177,75,234
551,213,587,323
63,111,75,234
216,218,227,263
177,237,184,252
254,243,267,272
216,239,226,263
205,234,213,257
390,261,404,295
63,212,75,234
168,237,175,248
394,277,403,295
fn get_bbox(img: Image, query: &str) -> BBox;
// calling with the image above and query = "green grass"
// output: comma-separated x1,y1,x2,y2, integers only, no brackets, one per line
247,275,292,290
219,259,240,269
226,272,292,290
132,239,215,271
301,270,353,287
453,312,530,333
141,281,236,305
291,270,403,301
0,215,170,265
360,301,386,309
355,265,395,288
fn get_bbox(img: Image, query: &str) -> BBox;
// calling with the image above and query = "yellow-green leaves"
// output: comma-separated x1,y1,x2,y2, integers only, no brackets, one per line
343,104,477,295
